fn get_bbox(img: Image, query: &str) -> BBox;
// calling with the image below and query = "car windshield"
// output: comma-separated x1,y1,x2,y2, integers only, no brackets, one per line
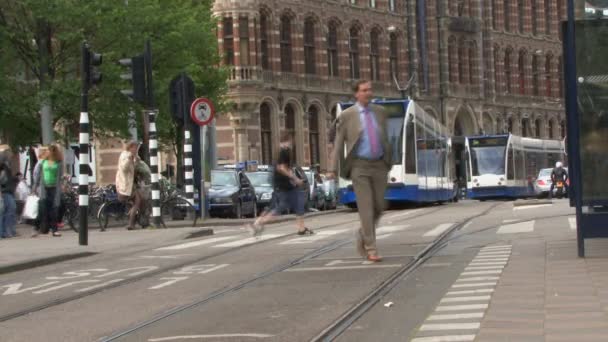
245,172,272,187
539,169,552,177
211,171,237,187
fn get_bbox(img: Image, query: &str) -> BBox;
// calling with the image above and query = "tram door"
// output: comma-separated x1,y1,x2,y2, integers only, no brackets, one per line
451,136,467,198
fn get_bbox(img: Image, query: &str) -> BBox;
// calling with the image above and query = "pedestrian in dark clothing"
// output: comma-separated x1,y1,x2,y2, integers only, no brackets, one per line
0,145,17,238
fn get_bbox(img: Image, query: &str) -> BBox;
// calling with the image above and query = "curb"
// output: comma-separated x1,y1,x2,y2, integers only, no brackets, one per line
513,199,553,207
0,252,98,276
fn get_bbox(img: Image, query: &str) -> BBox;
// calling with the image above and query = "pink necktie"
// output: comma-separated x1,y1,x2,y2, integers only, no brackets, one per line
364,109,379,157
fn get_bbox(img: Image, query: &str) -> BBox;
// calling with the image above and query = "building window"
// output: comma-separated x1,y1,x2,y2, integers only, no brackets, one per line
518,50,526,95
349,27,360,79
504,1,510,31
505,49,512,93
548,120,554,139
531,0,538,35
389,33,399,81
369,0,376,9
518,0,525,34
535,119,542,137
492,0,498,30
545,56,552,97
239,17,250,66
285,104,297,161
522,118,529,137
260,13,270,70
389,0,396,12
223,17,234,65
468,41,476,85
448,37,458,83
308,106,320,166
327,23,339,77
458,40,465,84
508,117,514,133
561,120,566,138
558,57,564,98
532,55,540,96
280,16,292,72
493,46,500,93
545,0,552,35
304,18,316,75
370,29,380,81
350,0,356,4
260,103,273,164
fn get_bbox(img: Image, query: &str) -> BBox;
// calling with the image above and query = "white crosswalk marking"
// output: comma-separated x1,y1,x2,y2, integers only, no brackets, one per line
156,236,239,251
411,336,476,342
440,296,491,303
424,223,454,237
377,225,411,233
420,323,480,331
279,229,349,245
513,204,551,210
497,220,535,234
387,209,423,220
427,312,484,321
456,276,499,282
212,234,282,248
461,270,502,276
436,304,488,312
451,282,497,288
446,289,494,296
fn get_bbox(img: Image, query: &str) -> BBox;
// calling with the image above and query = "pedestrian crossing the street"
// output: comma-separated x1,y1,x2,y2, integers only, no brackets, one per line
411,245,512,342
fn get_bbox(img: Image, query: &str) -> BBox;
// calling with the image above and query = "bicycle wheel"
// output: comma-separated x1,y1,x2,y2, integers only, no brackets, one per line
160,197,198,228
97,200,129,230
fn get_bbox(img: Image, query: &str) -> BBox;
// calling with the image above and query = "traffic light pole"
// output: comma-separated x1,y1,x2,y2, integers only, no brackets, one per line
144,40,162,228
79,42,91,246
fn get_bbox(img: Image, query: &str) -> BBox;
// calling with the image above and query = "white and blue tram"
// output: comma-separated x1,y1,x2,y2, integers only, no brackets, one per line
465,134,566,199
337,100,456,207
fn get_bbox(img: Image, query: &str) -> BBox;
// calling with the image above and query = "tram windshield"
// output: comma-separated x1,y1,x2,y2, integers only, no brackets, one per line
469,137,508,176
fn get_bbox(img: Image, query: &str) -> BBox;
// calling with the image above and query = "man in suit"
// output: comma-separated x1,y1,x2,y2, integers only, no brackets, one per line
327,80,392,262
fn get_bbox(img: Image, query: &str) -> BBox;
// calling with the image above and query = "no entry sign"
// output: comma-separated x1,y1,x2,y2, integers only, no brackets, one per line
190,97,215,126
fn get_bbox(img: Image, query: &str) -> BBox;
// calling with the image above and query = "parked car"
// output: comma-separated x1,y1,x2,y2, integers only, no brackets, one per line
245,168,274,212
208,169,257,218
321,175,338,210
302,167,325,210
534,167,569,198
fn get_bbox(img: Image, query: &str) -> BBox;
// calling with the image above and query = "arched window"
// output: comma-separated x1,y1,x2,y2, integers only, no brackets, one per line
260,103,273,164
327,22,339,77
370,29,381,81
349,27,360,79
522,118,530,137
285,104,297,161
260,12,270,70
239,17,250,65
223,17,234,65
548,120,554,139
505,49,513,93
449,37,458,83
531,0,538,35
535,119,542,137
280,15,292,72
532,55,540,96
493,46,500,93
508,117,514,133
468,41,476,85
545,0,552,35
561,120,566,139
518,50,526,95
389,0,396,12
458,39,466,84
389,33,399,81
304,18,316,75
308,106,320,165
504,1,511,32
545,55,553,97
518,0,525,33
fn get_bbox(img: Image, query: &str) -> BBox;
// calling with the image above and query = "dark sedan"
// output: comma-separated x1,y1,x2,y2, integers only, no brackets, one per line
208,169,257,218
245,170,274,212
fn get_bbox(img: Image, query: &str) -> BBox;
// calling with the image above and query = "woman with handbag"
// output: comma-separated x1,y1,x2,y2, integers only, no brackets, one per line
32,145,64,237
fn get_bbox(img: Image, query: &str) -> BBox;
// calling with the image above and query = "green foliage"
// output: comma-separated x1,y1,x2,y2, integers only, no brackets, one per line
0,0,227,147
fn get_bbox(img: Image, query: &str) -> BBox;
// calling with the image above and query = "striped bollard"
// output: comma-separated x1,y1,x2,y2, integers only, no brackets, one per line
78,111,89,245
184,130,195,208
148,110,162,227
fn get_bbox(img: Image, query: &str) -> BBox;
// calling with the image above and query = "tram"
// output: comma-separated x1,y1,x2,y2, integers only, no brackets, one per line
465,134,566,199
336,99,457,207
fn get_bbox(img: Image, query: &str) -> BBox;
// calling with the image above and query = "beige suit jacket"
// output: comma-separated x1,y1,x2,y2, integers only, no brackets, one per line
330,103,392,179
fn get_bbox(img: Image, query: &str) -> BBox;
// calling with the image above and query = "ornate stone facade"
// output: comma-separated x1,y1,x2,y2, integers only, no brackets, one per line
214,0,567,170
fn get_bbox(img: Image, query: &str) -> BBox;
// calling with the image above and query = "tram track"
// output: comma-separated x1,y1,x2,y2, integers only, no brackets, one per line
0,204,447,324
97,203,498,341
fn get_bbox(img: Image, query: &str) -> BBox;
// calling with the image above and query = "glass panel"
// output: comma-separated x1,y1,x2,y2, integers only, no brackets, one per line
575,20,608,205
245,172,273,187
211,171,237,187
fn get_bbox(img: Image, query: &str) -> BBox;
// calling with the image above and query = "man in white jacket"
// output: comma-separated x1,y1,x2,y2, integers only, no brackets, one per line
116,141,141,230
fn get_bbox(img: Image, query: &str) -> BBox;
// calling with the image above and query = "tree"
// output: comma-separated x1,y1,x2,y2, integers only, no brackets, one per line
0,0,227,147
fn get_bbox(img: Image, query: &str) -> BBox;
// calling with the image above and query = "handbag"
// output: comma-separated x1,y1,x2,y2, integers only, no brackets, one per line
23,194,40,220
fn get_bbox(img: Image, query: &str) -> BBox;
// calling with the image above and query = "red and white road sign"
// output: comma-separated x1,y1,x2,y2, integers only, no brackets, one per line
190,97,215,126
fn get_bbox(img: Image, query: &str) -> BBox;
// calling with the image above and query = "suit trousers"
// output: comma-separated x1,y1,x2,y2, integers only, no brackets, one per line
351,159,388,256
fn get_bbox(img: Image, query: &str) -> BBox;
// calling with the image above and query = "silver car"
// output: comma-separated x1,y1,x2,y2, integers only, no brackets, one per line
534,167,568,197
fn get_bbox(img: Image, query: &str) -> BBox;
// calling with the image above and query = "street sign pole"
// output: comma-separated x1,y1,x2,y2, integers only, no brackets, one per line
200,124,207,220
190,97,215,220
79,42,90,246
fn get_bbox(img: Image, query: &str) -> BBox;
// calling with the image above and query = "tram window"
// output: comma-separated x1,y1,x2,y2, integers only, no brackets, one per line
405,117,416,174
386,114,405,165
469,138,508,176
507,148,515,180
515,150,525,180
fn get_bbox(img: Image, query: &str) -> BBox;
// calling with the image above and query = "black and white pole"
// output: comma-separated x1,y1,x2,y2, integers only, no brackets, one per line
184,130,195,207
148,110,162,227
79,42,90,246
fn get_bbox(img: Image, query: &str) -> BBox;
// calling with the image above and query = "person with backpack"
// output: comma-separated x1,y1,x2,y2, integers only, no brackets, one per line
248,133,314,236
0,145,17,238
32,144,64,237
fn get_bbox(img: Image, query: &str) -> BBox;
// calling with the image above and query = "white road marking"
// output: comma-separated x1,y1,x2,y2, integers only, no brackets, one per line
446,289,494,296
131,255,191,260
213,234,282,248
174,264,230,275
440,296,491,303
468,262,507,267
465,266,504,271
456,276,500,282
387,209,423,219
420,323,481,331
377,225,411,233
148,277,189,290
148,334,275,341
471,258,509,262
503,219,518,223
497,220,535,234
451,282,497,288
513,204,552,210
569,217,577,230
75,279,124,293
424,223,454,237
284,264,402,272
280,229,348,245
481,245,512,250
461,270,503,276
477,251,512,256
436,304,488,312
33,280,100,294
156,236,239,251
1,281,60,296
427,312,485,321
411,336,476,342
377,233,393,240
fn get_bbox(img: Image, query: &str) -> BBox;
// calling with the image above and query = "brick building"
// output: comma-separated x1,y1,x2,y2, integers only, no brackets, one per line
213,0,568,171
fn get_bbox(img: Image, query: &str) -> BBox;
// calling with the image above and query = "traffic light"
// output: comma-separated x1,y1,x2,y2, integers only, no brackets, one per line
83,44,103,86
119,55,146,105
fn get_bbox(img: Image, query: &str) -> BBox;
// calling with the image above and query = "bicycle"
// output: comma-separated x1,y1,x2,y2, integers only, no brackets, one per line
158,180,198,228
